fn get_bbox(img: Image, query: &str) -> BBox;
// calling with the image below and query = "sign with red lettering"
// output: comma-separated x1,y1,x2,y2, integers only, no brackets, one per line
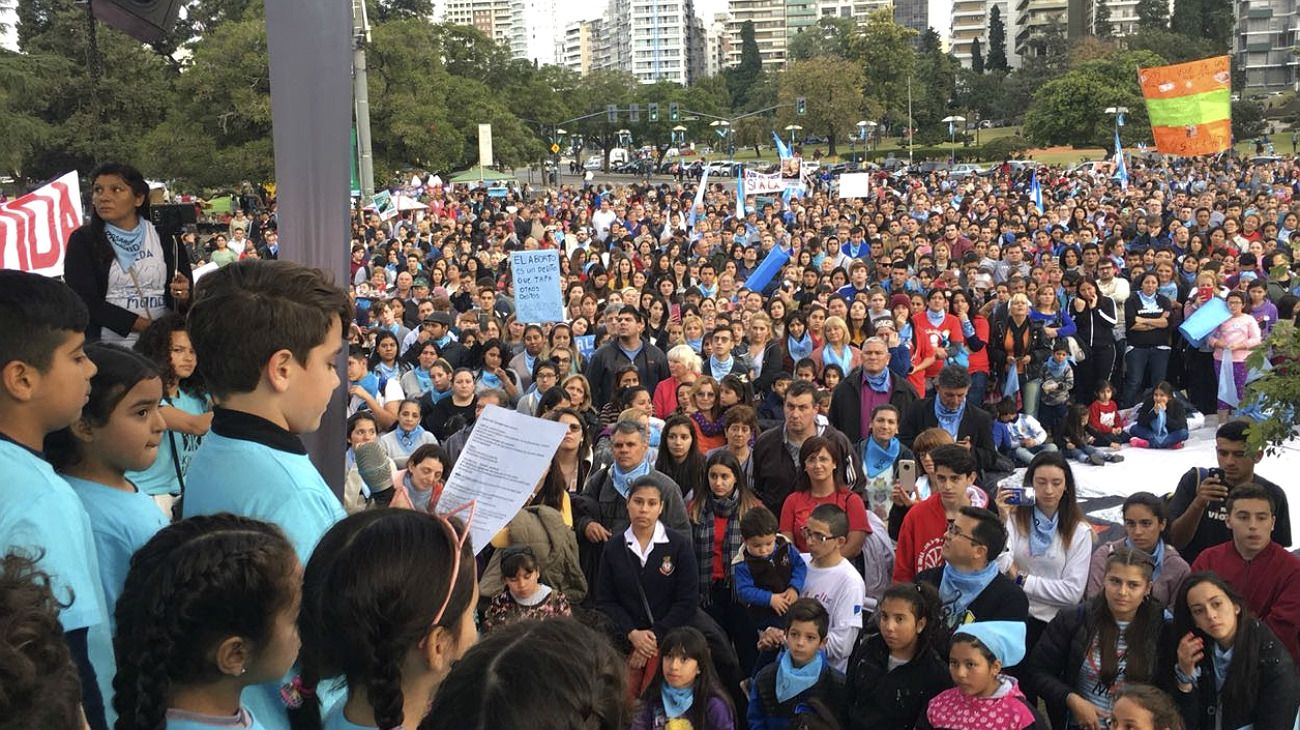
0,171,83,278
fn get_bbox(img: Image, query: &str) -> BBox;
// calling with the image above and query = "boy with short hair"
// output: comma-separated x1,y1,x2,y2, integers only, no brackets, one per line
893,443,979,583
0,271,109,730
748,598,847,729
1038,341,1074,436
996,397,1058,465
735,506,808,630
794,358,818,383
796,503,866,672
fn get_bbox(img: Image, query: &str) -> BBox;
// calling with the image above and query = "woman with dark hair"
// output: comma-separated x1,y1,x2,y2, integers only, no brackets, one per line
1122,271,1174,407
632,626,736,730
1086,492,1190,607
474,338,519,404
1071,277,1118,404
780,435,871,557
64,162,193,344
1025,547,1170,730
1168,572,1300,730
656,414,708,501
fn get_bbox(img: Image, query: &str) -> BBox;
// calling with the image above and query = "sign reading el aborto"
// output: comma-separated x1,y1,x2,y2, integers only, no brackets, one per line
0,171,84,278
510,249,565,323
1138,55,1232,157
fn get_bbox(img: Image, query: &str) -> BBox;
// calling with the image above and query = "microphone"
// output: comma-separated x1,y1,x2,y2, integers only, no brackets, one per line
354,441,395,503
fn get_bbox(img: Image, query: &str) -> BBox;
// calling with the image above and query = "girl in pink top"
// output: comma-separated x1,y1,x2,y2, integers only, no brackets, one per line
1208,290,1262,420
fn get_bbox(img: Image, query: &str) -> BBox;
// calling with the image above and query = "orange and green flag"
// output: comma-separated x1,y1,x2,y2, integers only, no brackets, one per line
1137,55,1233,157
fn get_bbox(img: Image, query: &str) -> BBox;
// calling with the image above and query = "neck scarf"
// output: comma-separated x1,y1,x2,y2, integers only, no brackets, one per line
821,343,853,374
1045,356,1069,378
427,385,452,405
688,337,704,352
1212,643,1233,691
694,489,745,603
1126,537,1166,580
413,367,433,394
375,361,400,382
523,351,537,377
864,368,891,393
710,354,735,377
396,424,427,451
611,457,652,498
1029,507,1058,557
352,372,379,399
104,220,147,272
776,649,825,702
434,332,452,349
1137,291,1160,311
787,332,814,361
864,437,901,479
940,561,1000,627
926,309,948,327
1153,408,1168,438
662,685,694,719
934,398,966,440
1157,281,1178,300
479,370,502,389
691,410,726,437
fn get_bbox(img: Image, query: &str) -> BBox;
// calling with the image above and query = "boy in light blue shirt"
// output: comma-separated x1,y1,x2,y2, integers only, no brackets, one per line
0,271,109,730
182,260,352,730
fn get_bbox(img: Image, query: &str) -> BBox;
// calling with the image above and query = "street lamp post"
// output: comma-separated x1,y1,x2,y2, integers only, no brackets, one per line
941,115,966,163
855,120,867,160
784,124,802,152
865,121,878,151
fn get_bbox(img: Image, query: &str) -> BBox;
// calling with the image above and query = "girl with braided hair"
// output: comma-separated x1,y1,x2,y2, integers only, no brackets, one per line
287,508,479,730
111,514,302,730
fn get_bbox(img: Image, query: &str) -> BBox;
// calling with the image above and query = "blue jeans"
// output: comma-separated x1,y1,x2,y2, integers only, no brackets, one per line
1013,441,1058,465
1064,445,1102,462
968,371,989,410
1129,423,1188,449
1019,374,1042,420
1123,346,1171,408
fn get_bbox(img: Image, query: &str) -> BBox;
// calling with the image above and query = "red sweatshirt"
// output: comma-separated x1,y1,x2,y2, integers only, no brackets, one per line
1088,400,1124,433
1191,541,1300,665
892,494,951,583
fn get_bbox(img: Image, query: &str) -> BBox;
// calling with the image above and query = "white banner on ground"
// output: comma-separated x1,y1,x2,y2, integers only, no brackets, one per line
0,171,83,278
437,405,568,553
839,173,872,199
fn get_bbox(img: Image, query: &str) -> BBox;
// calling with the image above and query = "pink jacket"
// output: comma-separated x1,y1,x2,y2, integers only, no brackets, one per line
1210,313,1262,363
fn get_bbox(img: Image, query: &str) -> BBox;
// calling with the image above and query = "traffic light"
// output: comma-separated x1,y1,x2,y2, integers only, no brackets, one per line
796,97,806,116
648,102,659,122
669,103,680,122
607,105,618,123
629,103,640,123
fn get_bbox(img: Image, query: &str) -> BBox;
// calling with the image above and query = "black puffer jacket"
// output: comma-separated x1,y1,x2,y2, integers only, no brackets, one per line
844,631,951,730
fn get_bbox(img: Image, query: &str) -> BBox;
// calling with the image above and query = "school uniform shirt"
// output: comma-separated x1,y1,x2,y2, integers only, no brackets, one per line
322,705,372,730
799,554,865,673
126,388,209,496
66,476,168,629
0,434,116,723
999,518,1092,623
165,707,263,729
183,409,347,730
594,523,699,639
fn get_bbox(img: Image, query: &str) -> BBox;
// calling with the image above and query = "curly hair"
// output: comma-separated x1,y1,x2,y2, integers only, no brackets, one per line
133,313,205,395
112,515,298,730
0,552,83,730
290,509,477,730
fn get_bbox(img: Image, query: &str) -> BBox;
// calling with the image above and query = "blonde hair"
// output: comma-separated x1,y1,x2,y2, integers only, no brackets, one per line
1009,293,1032,308
561,373,592,410
823,315,849,341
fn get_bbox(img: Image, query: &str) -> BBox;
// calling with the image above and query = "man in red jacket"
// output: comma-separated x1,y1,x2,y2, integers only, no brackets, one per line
1191,484,1300,665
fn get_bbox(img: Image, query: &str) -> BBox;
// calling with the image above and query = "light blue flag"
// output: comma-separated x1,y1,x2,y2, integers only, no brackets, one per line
688,165,711,231
1030,171,1043,213
772,131,791,160
736,167,746,219
1114,130,1129,191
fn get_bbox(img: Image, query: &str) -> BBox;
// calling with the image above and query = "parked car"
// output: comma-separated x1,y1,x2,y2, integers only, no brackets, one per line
949,163,989,178
583,155,603,171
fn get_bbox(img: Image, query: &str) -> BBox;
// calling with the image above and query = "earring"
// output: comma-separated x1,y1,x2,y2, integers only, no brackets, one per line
239,666,248,676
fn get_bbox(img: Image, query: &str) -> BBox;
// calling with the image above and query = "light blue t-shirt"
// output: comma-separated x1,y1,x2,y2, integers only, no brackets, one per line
323,705,374,730
128,389,210,496
183,423,346,730
66,475,168,628
165,707,263,729
0,435,116,722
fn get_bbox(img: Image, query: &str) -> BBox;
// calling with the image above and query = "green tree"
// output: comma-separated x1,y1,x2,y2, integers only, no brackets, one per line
1171,0,1231,51
366,0,433,23
1125,29,1221,63
913,28,958,133
1232,99,1268,140
1022,49,1161,148
954,69,1009,121
1244,322,1300,457
1094,0,1114,38
787,16,857,61
853,9,917,138
987,5,1009,72
776,57,874,156
726,20,762,108
1136,0,1170,30
970,37,984,74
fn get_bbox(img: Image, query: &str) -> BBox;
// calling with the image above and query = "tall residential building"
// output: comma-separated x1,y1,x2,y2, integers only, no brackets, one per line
894,0,929,32
726,0,792,69
1090,0,1141,36
1013,0,1091,59
561,20,597,76
816,0,895,21
444,0,515,46
950,0,1019,68
704,13,733,77
1234,0,1299,92
572,0,701,84
444,0,558,65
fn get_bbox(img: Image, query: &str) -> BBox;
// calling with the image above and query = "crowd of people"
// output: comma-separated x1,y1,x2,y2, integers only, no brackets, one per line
2,153,1300,730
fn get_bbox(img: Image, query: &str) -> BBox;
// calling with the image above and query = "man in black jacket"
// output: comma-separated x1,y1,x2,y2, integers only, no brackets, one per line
584,308,669,408
829,337,919,443
751,380,863,515
899,364,998,476
916,506,1028,635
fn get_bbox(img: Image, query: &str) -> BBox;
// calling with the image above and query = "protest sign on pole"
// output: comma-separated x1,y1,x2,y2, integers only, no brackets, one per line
437,405,569,553
511,249,564,323
479,124,494,168
1138,55,1232,157
0,171,83,278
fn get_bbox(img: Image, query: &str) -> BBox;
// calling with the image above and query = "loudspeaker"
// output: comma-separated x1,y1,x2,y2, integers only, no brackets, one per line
149,204,197,247
90,0,182,44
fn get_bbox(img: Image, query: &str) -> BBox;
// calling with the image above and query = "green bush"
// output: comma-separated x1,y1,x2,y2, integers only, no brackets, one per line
981,135,1032,161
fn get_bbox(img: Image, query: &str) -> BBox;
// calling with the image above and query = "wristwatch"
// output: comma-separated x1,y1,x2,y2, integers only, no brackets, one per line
1015,574,1027,587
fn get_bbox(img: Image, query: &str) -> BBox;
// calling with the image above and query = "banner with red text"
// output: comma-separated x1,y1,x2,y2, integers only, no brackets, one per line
0,171,83,278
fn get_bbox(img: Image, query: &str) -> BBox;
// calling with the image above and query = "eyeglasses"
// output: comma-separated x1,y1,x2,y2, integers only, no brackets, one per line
801,526,837,544
946,521,983,546
430,500,478,627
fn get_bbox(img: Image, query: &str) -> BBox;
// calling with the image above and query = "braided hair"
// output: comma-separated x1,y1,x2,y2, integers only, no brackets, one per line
112,514,298,730
290,509,477,730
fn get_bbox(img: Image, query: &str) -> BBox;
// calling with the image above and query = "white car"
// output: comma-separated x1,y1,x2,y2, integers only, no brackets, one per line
582,155,603,171
950,163,989,178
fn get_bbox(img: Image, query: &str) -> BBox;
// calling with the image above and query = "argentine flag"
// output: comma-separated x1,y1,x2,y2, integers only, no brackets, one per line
1030,170,1043,213
772,131,791,160
688,165,711,231
736,167,746,219
1114,130,1129,191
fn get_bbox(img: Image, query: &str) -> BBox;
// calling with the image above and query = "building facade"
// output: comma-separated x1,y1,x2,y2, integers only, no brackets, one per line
1234,0,1299,92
